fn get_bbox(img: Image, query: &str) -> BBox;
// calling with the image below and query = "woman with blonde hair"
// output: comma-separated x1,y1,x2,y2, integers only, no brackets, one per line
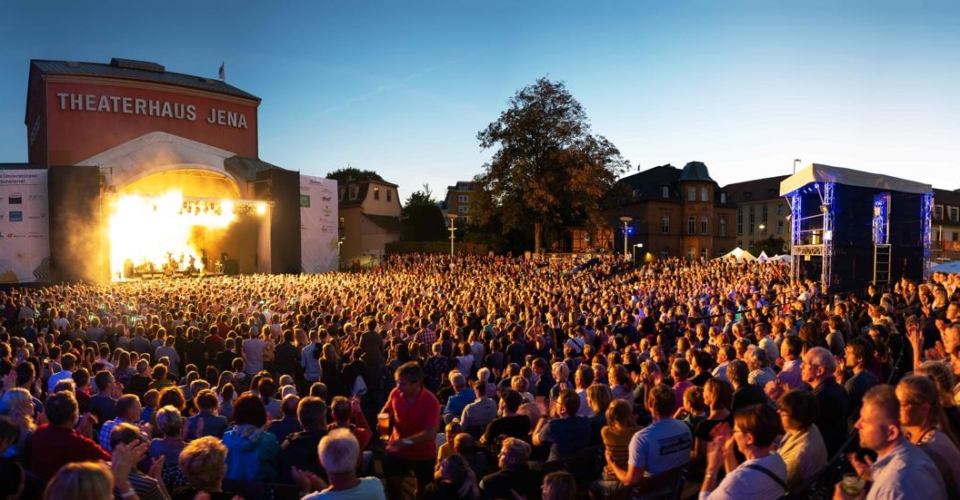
44,462,115,500
177,436,237,499
592,399,641,498
915,360,960,439
895,374,960,498
0,388,35,459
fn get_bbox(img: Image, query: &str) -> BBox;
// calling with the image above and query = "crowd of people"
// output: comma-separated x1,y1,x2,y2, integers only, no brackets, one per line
0,252,959,500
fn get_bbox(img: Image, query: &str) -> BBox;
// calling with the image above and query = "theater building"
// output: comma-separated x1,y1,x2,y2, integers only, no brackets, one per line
609,162,738,261
0,58,338,284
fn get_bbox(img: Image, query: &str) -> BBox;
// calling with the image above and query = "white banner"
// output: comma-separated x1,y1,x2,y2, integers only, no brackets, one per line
0,169,50,283
300,175,338,273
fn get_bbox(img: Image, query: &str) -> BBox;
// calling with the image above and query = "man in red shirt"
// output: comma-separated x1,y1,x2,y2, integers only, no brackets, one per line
30,390,111,480
381,362,440,499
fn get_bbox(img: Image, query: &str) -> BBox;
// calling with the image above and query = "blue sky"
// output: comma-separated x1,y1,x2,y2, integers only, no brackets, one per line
2,0,959,202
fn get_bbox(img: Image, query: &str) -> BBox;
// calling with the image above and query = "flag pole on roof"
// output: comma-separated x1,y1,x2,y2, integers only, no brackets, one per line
219,61,225,81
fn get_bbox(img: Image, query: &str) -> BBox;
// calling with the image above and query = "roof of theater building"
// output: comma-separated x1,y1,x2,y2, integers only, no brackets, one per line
723,175,790,203
31,58,261,102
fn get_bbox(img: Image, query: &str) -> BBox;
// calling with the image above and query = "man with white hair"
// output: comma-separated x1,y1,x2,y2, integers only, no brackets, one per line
802,346,850,457
295,428,385,499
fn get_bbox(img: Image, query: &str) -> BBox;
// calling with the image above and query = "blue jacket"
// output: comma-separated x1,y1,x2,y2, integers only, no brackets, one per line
223,424,279,482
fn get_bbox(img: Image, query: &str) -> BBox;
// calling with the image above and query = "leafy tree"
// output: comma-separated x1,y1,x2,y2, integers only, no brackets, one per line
325,167,384,184
751,236,788,257
474,78,630,252
401,185,445,241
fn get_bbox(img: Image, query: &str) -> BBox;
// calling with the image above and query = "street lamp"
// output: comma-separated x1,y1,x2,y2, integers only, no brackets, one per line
446,213,459,256
792,158,802,174
759,223,766,233
619,216,632,258
634,243,643,262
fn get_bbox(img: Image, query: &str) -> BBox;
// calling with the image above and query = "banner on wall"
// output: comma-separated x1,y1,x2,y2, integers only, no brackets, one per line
300,175,338,273
0,169,50,283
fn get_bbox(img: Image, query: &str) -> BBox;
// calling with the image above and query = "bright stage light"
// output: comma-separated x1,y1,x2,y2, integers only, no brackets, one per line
256,202,267,215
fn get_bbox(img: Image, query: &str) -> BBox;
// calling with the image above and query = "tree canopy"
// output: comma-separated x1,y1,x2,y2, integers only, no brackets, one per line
325,167,384,184
400,185,446,241
473,78,630,252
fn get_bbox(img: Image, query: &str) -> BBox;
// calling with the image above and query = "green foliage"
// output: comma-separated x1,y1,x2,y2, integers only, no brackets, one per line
400,185,446,241
325,167,384,183
751,236,788,256
474,78,630,250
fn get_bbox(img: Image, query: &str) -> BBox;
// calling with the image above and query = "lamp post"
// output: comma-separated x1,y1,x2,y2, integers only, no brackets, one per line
446,213,459,256
793,158,801,174
759,223,766,233
619,216,632,259
634,243,643,263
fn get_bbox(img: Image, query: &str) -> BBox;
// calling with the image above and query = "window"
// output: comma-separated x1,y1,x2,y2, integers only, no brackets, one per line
687,248,695,261
701,187,709,202
719,217,727,237
386,190,392,202
749,207,755,234
661,217,670,234
701,217,708,235
777,204,784,216
688,188,696,201
373,187,380,200
720,193,727,204
762,204,768,223
778,220,784,234
338,188,345,201
458,205,468,213
459,195,469,203
661,186,670,198
737,240,743,248
688,217,696,234
349,186,359,200
338,216,345,228
660,251,669,260
700,248,707,260
950,207,959,222
934,205,943,220
459,216,468,224
737,209,743,234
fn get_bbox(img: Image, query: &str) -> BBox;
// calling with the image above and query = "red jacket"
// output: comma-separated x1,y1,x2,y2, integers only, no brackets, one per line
30,424,111,480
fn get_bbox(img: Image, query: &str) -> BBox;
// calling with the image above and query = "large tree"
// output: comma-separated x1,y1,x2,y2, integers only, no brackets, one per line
325,167,384,184
401,185,446,241
474,78,630,252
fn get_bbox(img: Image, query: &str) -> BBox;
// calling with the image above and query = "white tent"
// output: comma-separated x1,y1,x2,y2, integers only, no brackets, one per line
932,261,960,274
758,251,769,262
720,247,757,262
769,254,791,263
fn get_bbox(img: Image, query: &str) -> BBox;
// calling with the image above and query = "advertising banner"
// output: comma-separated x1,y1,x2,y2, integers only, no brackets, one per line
300,175,338,273
0,169,50,283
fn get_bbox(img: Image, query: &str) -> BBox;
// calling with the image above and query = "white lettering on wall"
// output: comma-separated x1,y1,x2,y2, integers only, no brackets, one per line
55,92,249,129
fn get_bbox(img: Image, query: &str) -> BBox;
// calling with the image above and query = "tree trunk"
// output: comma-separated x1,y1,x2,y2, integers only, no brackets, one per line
534,222,542,254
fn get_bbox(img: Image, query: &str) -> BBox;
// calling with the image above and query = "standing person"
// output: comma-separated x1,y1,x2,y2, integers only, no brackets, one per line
359,318,384,402
834,385,946,500
801,347,850,458
381,362,440,500
29,391,110,481
301,330,322,388
275,330,300,379
241,327,264,376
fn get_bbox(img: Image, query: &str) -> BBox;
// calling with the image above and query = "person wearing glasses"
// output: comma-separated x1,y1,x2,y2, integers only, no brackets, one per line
801,347,850,457
700,404,787,500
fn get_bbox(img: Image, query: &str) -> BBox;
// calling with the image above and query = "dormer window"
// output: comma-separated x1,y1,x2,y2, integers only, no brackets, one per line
720,193,727,204
701,187,708,202
661,186,669,198
349,186,359,200
374,187,380,201
387,189,392,202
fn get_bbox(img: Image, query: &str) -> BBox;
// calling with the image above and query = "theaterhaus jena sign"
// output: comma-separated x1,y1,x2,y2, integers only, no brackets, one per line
55,92,249,129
